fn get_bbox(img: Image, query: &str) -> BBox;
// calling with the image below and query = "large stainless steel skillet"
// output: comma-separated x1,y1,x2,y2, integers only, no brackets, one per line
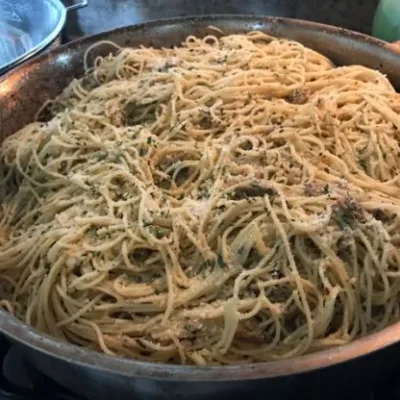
1,15,400,400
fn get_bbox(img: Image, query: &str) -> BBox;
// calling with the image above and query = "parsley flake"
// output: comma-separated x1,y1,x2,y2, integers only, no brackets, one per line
155,228,164,239
217,254,225,268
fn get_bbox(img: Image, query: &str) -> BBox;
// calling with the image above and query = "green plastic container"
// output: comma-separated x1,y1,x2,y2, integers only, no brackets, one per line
372,0,400,42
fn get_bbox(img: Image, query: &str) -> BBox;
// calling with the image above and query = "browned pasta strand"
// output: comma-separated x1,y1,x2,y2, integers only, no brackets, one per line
2,31,400,365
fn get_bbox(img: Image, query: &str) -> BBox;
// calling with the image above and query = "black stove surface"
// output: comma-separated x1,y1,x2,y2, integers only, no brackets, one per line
0,336,78,400
1,332,400,400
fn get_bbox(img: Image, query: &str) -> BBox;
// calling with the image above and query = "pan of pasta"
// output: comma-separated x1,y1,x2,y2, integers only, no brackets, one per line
1,15,400,400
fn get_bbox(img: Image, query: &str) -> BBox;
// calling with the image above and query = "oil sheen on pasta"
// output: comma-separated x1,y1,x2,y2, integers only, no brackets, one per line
1,31,400,365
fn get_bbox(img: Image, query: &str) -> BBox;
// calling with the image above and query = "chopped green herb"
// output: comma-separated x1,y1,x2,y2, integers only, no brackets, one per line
97,151,107,161
323,184,329,194
44,263,51,271
154,288,160,295
147,136,153,145
155,228,164,239
178,193,184,200
217,254,225,268
93,251,100,257
59,160,68,173
198,186,210,199
123,100,158,126
333,198,364,230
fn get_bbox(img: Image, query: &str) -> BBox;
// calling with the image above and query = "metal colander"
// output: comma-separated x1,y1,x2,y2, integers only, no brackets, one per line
0,0,87,72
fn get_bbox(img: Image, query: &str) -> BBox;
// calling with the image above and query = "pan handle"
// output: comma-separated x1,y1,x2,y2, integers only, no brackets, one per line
63,0,88,12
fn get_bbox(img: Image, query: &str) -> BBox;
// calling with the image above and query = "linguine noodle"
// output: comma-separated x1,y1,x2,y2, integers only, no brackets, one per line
2,31,400,365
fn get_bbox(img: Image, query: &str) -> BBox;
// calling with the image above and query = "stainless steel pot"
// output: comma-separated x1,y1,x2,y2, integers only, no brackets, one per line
0,0,88,72
1,15,400,400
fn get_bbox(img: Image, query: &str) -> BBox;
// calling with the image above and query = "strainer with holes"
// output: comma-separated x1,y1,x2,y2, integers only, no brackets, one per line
0,0,87,73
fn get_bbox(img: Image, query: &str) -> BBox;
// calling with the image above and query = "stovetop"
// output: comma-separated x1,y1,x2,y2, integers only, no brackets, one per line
0,335,78,400
1,331,400,400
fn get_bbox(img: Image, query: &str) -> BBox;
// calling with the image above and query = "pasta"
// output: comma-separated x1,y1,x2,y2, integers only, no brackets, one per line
2,31,400,365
